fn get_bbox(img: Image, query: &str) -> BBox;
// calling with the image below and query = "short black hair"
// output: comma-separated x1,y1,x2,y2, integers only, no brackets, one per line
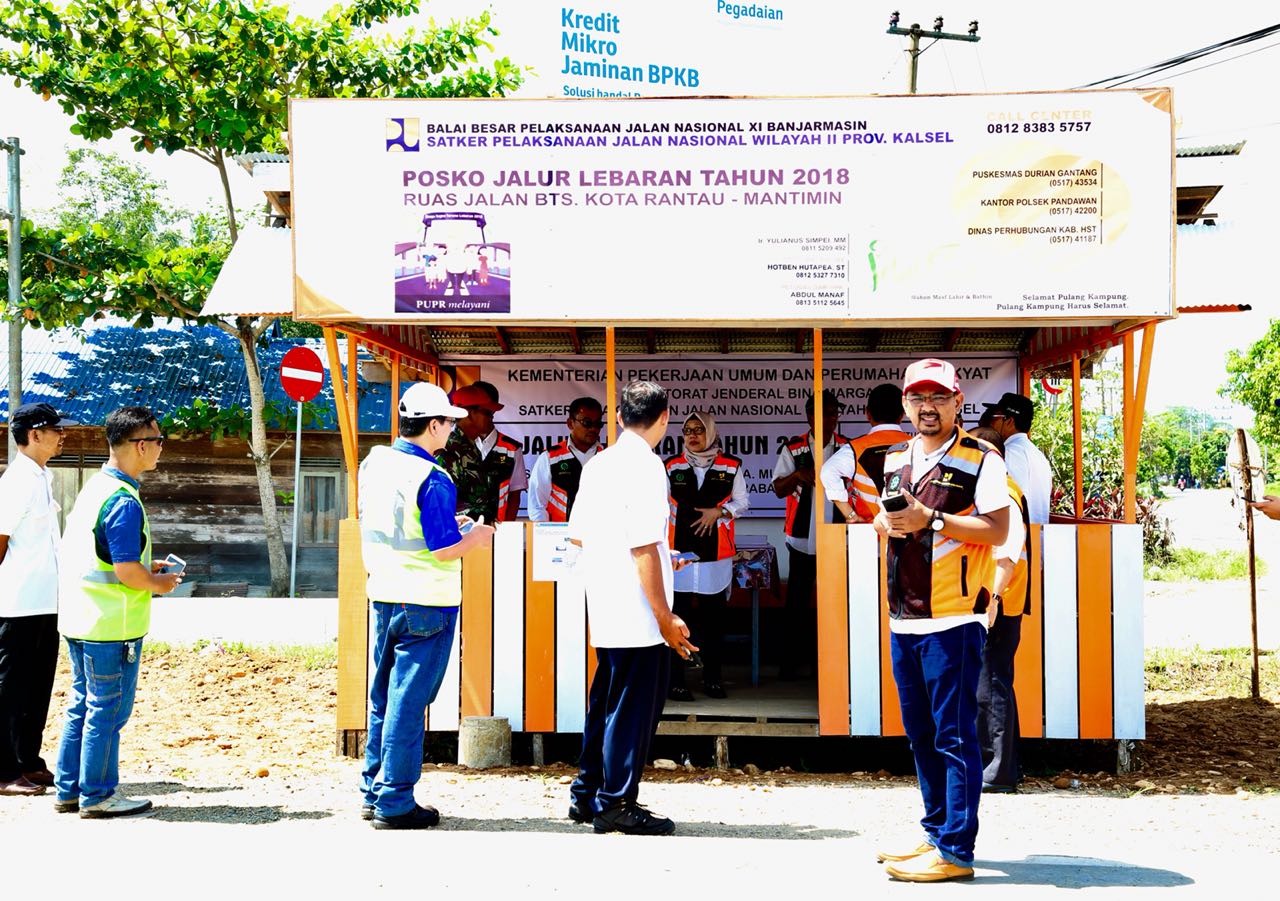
567,396,603,420
970,426,1005,454
977,409,997,429
867,383,903,424
11,423,31,447
619,380,667,428
105,406,158,448
1010,408,1033,433
473,380,500,405
804,389,842,418
399,415,451,439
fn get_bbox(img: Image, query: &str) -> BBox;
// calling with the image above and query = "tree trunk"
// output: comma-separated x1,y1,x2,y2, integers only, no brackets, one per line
236,317,290,595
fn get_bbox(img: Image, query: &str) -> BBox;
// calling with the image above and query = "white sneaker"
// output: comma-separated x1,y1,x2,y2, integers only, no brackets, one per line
80,795,154,819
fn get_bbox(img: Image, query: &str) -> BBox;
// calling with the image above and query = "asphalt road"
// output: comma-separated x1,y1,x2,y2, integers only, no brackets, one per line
1,765,1275,897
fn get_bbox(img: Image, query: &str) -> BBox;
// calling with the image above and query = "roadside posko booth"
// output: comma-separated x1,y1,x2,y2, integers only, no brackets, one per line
275,88,1182,758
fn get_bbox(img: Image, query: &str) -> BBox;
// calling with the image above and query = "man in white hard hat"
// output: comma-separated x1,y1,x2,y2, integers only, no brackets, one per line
357,382,495,830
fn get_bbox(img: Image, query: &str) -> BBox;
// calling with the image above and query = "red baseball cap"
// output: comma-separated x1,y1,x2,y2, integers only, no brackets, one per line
902,358,960,394
450,384,504,412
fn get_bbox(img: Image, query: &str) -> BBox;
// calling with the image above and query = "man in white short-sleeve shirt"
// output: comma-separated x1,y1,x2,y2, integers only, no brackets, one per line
981,392,1052,525
0,403,74,797
566,381,695,837
873,359,1009,882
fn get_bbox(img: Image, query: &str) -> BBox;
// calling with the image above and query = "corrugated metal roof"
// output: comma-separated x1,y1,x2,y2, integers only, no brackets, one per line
1175,141,1246,157
1,322,391,432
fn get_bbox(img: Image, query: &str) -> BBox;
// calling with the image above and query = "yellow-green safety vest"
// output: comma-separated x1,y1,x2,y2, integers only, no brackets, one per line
57,470,152,641
358,444,462,606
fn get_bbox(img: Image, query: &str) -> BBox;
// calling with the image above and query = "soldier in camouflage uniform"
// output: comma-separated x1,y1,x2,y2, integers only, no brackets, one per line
439,382,527,523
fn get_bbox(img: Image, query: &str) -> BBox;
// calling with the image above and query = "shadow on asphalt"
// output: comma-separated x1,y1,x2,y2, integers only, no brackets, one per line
977,857,1193,888
148,805,334,824
438,816,857,839
123,781,237,796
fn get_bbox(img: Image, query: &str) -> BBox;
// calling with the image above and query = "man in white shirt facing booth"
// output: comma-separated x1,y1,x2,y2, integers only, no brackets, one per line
0,403,74,797
567,380,696,836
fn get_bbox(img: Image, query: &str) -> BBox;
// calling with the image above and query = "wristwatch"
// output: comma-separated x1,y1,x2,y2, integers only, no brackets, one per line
929,508,945,531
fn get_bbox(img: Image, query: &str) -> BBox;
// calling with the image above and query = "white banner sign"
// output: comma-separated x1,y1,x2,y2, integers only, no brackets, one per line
445,353,1017,517
291,91,1174,324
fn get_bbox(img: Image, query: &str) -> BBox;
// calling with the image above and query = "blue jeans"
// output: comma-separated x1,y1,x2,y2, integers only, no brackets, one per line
55,638,143,808
361,603,458,817
891,622,986,866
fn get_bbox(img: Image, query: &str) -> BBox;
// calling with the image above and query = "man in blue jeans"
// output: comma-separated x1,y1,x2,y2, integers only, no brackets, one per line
872,360,1010,881
55,406,183,818
358,382,495,829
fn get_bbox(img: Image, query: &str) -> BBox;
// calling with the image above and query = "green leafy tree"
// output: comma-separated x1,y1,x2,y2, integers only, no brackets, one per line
0,0,522,593
1190,428,1230,487
49,148,182,251
1222,319,1280,480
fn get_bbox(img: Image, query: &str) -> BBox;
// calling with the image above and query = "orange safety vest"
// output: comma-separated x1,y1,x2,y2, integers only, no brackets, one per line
665,452,741,562
998,476,1032,617
883,428,998,621
486,432,523,523
846,428,911,520
782,433,849,539
546,440,602,522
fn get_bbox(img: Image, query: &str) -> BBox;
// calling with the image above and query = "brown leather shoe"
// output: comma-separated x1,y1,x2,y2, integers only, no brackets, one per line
0,777,47,797
22,769,55,787
885,853,975,882
876,840,937,863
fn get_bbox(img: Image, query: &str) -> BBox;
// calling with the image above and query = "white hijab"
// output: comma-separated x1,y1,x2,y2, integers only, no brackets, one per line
683,410,721,468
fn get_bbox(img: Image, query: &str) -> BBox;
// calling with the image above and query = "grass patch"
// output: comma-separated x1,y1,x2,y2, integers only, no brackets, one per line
1146,646,1278,696
1145,547,1266,581
1267,482,1280,497
146,639,337,670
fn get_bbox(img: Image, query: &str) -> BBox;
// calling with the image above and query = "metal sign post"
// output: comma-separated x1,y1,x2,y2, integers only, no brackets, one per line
280,346,326,598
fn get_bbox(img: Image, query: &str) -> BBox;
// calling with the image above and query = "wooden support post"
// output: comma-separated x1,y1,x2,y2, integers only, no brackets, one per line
323,327,358,510
390,355,401,439
1122,332,1137,524
813,328,825,481
714,735,730,770
606,326,617,445
1072,353,1083,519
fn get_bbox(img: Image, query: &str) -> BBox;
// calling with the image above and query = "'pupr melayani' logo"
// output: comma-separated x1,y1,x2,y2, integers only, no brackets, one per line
386,118,420,152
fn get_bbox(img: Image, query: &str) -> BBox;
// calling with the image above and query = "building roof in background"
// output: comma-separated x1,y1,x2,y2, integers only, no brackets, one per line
1175,141,1247,158
1,321,391,432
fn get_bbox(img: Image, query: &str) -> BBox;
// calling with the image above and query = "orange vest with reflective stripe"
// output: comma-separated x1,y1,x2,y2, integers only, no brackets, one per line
847,428,911,520
783,433,849,539
487,432,522,522
883,429,998,621
1000,476,1032,617
546,440,601,522
665,452,740,562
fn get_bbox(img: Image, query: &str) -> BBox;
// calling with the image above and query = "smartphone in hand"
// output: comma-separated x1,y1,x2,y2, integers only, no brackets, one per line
671,551,700,565
159,553,186,575
880,494,909,513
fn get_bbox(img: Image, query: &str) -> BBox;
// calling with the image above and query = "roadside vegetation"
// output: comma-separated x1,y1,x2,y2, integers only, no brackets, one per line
1145,547,1266,581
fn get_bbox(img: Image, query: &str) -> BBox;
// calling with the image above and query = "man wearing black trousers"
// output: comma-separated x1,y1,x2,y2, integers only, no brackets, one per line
567,380,697,835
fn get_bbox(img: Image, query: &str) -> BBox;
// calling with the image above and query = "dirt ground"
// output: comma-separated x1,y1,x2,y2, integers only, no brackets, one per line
36,642,1280,798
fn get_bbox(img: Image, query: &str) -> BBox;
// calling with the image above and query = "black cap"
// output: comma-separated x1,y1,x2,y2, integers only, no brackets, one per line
805,389,843,417
9,402,77,430
981,392,1035,430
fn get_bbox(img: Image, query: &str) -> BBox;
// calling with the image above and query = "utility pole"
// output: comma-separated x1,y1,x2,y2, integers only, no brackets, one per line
886,12,980,94
1,137,22,463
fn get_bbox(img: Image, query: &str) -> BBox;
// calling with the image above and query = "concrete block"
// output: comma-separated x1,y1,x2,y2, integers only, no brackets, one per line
458,716,512,768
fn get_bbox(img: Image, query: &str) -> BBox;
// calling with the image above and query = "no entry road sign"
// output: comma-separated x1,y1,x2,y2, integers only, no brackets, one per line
280,346,325,403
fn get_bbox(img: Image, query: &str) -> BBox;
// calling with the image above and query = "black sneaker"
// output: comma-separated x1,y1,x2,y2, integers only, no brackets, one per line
593,803,676,836
371,804,441,830
667,686,695,703
703,681,727,699
54,797,80,814
568,803,592,824
361,803,375,820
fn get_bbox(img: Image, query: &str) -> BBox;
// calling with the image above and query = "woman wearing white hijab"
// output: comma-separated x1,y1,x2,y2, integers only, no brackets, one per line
663,410,750,701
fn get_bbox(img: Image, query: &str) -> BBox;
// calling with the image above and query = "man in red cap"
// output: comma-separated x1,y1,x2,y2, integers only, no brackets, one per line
873,358,1010,882
439,381,527,524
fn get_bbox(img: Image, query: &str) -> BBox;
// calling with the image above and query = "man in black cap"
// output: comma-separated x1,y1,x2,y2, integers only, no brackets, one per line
0,403,75,797
981,393,1052,525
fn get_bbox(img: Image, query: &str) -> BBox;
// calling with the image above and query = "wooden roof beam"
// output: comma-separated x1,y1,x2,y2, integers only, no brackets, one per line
493,326,511,354
568,327,582,354
646,329,656,354
944,328,960,352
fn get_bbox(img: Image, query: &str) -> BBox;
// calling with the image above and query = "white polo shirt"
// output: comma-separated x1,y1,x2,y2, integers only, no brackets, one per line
568,429,670,648
0,452,61,617
1003,433,1053,524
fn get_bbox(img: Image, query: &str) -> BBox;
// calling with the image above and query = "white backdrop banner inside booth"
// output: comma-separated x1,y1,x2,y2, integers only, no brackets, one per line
290,91,1174,323
444,352,1017,517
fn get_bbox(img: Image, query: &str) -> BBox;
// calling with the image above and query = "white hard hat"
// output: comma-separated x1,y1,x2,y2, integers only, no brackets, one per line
399,382,468,419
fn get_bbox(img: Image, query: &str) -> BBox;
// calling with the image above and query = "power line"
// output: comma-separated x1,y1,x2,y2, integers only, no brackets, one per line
1135,38,1280,85
1075,23,1280,89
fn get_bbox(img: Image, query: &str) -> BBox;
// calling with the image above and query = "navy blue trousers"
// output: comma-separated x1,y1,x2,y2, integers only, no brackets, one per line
571,643,670,815
978,613,1023,788
891,622,986,867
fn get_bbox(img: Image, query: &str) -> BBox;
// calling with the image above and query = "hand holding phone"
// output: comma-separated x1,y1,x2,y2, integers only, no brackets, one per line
880,493,909,513
158,553,186,575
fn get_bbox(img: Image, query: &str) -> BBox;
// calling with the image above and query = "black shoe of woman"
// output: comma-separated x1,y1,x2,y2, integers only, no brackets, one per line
667,685,695,702
702,682,727,700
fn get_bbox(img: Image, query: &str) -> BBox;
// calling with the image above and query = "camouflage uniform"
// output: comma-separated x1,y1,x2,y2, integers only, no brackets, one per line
438,428,488,521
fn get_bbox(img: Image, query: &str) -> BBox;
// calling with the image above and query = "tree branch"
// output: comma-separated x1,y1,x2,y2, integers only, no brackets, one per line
253,316,278,340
